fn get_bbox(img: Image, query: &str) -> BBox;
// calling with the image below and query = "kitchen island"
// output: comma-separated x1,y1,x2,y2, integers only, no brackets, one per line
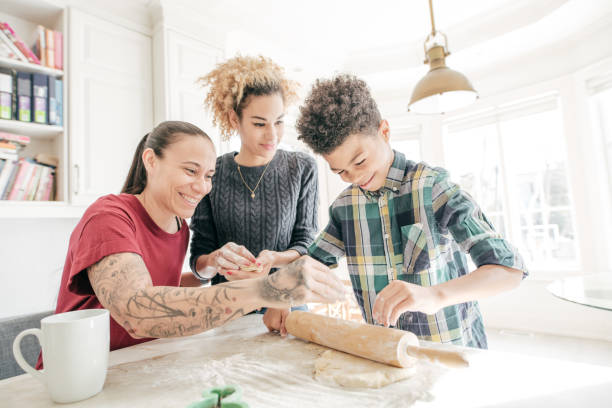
1,314,611,407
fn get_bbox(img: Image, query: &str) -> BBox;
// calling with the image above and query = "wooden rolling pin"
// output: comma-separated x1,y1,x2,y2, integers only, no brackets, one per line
285,311,469,368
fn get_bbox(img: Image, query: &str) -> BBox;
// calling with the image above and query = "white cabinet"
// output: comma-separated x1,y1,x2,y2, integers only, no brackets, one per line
68,8,153,206
154,27,223,151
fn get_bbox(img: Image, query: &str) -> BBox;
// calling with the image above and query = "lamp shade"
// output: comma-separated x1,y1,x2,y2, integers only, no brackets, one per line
408,65,478,114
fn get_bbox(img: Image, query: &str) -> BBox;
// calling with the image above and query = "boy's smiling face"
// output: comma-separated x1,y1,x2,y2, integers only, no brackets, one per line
323,120,395,191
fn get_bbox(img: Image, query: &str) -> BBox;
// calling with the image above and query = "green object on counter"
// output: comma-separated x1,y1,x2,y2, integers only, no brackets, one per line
186,384,249,408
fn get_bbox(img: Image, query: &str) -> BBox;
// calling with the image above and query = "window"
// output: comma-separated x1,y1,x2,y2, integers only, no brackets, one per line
587,74,612,268
443,95,580,273
390,126,422,162
442,123,507,237
588,82,612,196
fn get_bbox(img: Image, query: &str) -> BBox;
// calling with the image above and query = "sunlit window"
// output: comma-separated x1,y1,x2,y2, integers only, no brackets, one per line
589,86,612,196
391,126,422,162
443,96,580,273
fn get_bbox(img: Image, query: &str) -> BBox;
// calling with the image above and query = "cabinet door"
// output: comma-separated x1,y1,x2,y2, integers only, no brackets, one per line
165,29,223,152
69,8,153,205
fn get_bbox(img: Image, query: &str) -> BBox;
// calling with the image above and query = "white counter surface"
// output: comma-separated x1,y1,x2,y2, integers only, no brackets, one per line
2,314,611,407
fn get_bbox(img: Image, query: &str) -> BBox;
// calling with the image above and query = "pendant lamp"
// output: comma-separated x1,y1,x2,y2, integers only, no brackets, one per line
408,0,478,114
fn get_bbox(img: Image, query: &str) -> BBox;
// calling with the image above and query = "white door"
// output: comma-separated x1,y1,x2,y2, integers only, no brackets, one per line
165,29,223,152
69,8,153,205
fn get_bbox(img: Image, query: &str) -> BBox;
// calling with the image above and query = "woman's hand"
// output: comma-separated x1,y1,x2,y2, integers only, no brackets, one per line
258,255,346,307
263,307,290,336
372,280,443,327
212,242,258,281
255,250,277,276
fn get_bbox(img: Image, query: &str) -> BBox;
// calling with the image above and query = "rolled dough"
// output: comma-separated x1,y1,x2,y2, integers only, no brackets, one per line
314,349,417,389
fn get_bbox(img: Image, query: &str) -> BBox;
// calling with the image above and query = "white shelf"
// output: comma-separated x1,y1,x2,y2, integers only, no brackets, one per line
0,119,63,139
0,200,85,218
0,56,63,77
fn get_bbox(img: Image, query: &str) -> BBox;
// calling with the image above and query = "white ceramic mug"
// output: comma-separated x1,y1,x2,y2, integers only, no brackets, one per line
13,309,110,403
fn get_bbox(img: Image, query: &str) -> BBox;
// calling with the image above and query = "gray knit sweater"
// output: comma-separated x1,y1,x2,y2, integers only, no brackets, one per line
189,149,319,285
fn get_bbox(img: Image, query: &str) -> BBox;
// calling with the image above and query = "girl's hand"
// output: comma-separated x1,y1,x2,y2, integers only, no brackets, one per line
372,280,442,327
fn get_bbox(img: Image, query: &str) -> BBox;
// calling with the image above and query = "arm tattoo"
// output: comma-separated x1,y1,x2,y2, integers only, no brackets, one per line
87,253,250,338
258,258,308,305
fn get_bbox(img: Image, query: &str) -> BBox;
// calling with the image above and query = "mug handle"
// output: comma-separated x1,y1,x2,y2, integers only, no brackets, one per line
13,328,46,384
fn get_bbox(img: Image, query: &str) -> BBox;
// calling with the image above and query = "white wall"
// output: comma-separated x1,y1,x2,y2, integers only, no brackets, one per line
0,218,78,318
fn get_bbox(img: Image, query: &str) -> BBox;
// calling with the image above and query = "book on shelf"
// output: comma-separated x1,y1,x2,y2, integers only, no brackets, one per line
0,154,56,201
0,68,63,125
0,22,41,65
0,142,18,161
32,73,48,124
33,164,51,201
44,28,54,69
31,26,45,67
34,152,58,167
0,31,26,61
54,78,63,126
6,157,32,200
0,28,27,63
0,68,13,120
0,130,30,146
0,145,17,157
0,130,29,160
54,31,63,70
16,72,31,122
31,25,62,69
48,77,59,125
0,158,18,197
0,42,17,60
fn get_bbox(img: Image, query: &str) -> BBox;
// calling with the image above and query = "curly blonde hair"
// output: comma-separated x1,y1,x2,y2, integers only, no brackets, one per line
198,55,299,141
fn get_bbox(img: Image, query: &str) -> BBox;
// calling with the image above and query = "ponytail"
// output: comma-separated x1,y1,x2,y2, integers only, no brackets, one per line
121,133,149,194
120,121,211,195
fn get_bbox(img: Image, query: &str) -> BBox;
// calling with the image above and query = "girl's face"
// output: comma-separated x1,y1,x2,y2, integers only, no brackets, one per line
144,133,216,219
231,93,285,162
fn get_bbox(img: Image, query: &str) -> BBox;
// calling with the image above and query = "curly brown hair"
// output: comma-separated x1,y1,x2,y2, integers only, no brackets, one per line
198,55,299,141
296,74,382,155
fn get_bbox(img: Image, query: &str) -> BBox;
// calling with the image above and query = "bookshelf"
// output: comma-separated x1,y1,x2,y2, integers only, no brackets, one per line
0,2,70,218
0,119,62,138
0,55,63,77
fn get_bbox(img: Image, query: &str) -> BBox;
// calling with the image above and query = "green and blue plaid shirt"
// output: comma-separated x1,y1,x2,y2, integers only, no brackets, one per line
309,150,528,348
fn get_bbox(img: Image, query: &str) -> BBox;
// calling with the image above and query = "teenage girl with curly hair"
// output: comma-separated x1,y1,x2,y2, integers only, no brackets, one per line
189,55,319,334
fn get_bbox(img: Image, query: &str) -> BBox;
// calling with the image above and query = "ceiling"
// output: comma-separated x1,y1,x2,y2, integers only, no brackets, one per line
198,0,515,51
166,0,612,98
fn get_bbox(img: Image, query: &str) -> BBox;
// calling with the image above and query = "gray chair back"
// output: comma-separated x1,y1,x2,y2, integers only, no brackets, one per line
0,310,54,380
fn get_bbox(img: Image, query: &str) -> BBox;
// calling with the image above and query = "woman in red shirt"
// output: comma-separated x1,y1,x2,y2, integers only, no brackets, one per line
42,121,345,359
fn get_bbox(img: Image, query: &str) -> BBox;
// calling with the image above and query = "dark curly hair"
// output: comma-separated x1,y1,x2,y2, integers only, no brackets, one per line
296,74,381,155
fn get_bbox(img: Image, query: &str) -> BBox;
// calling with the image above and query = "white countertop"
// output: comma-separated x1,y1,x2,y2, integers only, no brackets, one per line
2,315,611,407
548,273,612,310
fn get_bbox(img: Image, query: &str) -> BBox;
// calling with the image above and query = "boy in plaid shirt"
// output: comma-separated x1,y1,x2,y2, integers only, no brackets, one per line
295,75,527,348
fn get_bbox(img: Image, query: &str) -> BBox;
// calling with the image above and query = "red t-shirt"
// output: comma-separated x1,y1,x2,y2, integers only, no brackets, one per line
37,194,188,369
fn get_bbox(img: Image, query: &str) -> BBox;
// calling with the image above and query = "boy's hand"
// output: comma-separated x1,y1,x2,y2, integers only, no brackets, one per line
263,307,290,336
372,280,442,327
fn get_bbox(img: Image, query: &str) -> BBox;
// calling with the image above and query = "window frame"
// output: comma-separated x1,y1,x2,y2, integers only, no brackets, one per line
436,73,612,279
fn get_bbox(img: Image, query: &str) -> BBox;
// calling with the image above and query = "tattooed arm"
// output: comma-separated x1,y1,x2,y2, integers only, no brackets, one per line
87,253,344,339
